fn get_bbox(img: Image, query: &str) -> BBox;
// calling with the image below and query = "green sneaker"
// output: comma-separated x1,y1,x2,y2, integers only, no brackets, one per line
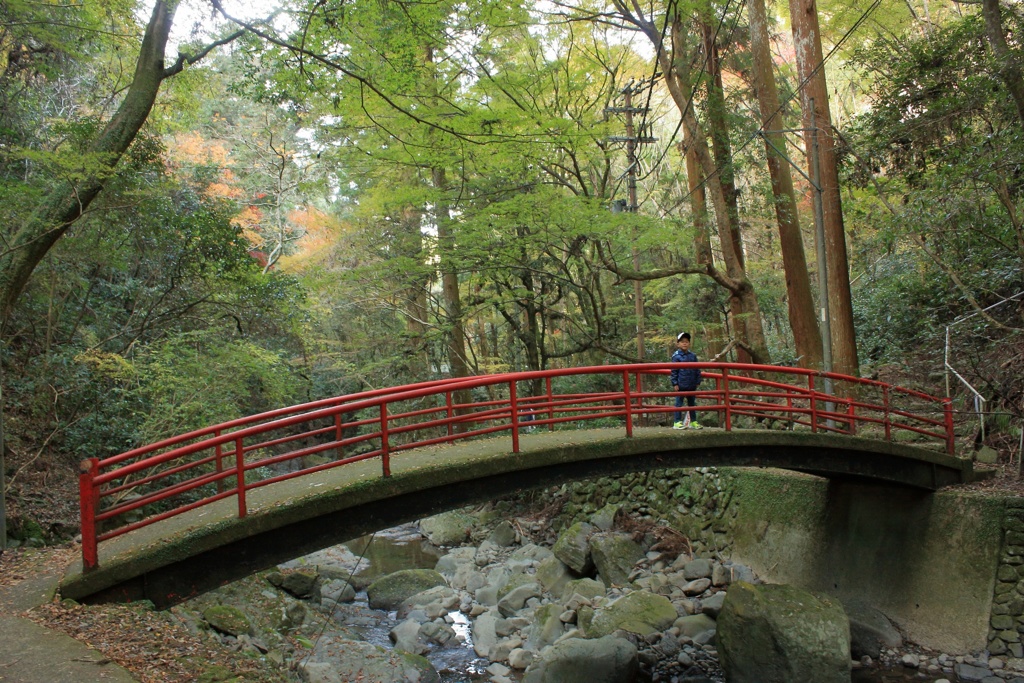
690,421,703,430
673,421,686,430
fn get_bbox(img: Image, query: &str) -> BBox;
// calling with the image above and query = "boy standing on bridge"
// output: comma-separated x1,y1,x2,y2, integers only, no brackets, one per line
671,332,703,430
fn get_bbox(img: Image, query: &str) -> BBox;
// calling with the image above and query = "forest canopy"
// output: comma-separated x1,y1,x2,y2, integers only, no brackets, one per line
0,0,1021,542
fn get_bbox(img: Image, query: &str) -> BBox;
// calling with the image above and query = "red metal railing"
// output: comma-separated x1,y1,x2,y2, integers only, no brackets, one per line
78,363,955,570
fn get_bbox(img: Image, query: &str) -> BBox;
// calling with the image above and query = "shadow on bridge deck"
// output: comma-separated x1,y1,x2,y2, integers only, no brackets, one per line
60,427,977,608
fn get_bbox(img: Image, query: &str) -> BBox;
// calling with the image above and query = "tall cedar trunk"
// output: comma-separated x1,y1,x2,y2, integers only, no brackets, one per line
0,0,178,550
431,171,471,380
516,227,542,375
663,12,771,363
747,0,823,369
682,118,729,358
789,0,859,377
397,190,430,365
702,21,751,363
982,0,1024,129
425,46,472,426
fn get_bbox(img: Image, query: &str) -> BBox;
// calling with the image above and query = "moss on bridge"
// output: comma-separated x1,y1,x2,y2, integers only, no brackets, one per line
61,427,976,608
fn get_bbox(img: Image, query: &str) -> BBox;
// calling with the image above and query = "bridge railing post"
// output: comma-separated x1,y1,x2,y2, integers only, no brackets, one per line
510,380,520,453
335,413,345,460
79,458,100,570
215,432,224,494
546,377,554,432
380,403,391,476
235,437,247,518
634,371,644,427
809,375,818,433
722,368,732,431
847,400,857,436
944,397,955,455
446,391,454,438
623,370,633,438
883,386,891,442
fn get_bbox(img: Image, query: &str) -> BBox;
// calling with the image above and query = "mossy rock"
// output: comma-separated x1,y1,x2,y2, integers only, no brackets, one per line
367,569,448,610
561,578,605,602
589,532,643,587
197,665,240,682
202,605,253,636
328,638,441,682
420,510,475,546
717,582,850,683
553,522,595,574
586,591,677,638
497,572,537,600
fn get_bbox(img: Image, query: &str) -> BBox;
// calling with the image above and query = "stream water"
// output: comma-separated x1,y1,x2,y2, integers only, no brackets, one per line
333,525,492,681
288,525,967,683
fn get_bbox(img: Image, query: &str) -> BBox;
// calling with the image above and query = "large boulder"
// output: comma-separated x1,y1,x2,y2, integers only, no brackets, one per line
308,637,440,683
525,603,566,650
842,599,902,659
589,533,644,587
419,510,475,546
396,585,458,620
674,614,717,639
586,591,678,638
536,555,574,597
320,579,356,606
717,582,851,683
561,578,605,602
553,521,595,574
473,611,500,658
367,569,448,610
269,568,320,598
589,504,622,531
498,583,542,617
523,635,639,683
202,605,252,636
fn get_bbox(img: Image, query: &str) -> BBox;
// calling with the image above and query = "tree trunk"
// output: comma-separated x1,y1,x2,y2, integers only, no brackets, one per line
682,114,730,360
662,11,771,363
0,0,179,550
396,197,430,365
789,0,859,377
982,0,1024,129
431,167,471,384
0,0,177,326
702,20,751,364
684,146,713,267
748,0,823,369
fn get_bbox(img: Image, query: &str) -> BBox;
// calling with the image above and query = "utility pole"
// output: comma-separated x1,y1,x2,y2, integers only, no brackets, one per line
607,80,657,420
808,101,832,380
606,80,658,361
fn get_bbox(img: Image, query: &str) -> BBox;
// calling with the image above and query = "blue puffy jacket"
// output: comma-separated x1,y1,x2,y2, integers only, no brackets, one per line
670,349,702,390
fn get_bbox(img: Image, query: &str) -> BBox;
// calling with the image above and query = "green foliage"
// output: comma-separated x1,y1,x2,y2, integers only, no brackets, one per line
136,330,301,441
851,252,948,365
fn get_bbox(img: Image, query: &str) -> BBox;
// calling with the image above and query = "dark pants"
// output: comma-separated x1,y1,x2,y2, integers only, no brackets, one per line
674,391,697,423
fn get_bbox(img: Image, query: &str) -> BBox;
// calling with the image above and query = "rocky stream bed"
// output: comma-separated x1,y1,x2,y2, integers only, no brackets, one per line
165,488,1024,683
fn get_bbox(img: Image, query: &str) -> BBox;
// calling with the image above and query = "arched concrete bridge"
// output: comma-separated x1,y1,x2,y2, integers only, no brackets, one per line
61,363,979,607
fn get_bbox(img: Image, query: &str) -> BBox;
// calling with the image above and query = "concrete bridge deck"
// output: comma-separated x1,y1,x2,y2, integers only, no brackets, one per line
60,427,977,607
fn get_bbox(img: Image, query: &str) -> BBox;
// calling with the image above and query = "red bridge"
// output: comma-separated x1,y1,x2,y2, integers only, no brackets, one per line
64,363,976,606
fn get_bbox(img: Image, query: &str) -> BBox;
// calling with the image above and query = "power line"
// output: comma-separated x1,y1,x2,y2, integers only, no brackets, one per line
612,0,742,204
668,0,885,208
637,0,748,185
